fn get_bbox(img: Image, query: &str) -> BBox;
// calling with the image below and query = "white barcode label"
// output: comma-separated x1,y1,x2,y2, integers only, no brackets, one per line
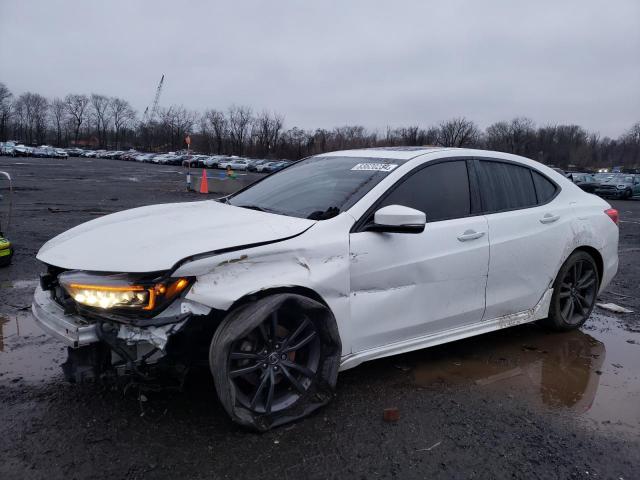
351,163,398,172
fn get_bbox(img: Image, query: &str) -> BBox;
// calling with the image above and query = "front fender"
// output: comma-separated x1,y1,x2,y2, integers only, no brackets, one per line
173,214,354,351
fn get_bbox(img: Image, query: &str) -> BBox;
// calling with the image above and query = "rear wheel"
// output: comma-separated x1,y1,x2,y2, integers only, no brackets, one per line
542,251,599,331
210,294,341,431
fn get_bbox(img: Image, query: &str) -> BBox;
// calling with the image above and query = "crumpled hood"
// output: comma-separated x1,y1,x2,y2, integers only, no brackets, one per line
37,201,315,272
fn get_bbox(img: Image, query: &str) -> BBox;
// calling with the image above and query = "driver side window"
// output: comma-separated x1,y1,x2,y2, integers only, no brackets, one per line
377,160,471,222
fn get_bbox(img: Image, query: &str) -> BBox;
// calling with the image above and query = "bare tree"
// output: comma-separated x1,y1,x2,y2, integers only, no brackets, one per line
621,122,640,166
282,127,310,158
253,110,284,157
204,109,228,154
157,105,197,150
485,117,536,155
90,94,110,147
13,92,49,144
436,117,480,147
0,82,12,141
64,94,90,144
227,105,253,155
109,97,136,149
49,98,66,146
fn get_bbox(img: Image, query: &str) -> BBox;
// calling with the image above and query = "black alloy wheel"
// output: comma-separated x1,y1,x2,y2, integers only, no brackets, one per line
210,294,341,430
228,310,321,414
557,259,598,325
544,251,600,331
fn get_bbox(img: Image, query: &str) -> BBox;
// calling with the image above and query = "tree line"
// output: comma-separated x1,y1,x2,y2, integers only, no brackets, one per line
1,82,638,168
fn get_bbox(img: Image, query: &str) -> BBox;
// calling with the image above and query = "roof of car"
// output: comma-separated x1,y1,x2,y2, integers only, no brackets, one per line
319,146,450,160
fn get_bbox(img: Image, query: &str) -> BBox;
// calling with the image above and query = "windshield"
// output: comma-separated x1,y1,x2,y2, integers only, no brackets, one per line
228,156,403,220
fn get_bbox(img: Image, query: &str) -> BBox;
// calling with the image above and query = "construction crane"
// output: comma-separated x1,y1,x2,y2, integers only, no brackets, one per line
142,74,165,123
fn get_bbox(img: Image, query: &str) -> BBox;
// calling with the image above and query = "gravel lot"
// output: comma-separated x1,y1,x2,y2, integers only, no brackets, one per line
1,157,639,479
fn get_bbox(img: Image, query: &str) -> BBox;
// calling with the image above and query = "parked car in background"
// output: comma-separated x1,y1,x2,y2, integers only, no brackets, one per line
595,174,640,199
256,161,277,172
247,159,266,171
186,155,208,167
227,159,251,170
120,151,139,161
32,147,51,158
136,153,157,163
217,157,240,169
14,144,32,156
65,147,85,157
571,173,598,193
261,160,289,173
54,148,69,159
0,142,16,156
204,155,231,168
154,153,183,165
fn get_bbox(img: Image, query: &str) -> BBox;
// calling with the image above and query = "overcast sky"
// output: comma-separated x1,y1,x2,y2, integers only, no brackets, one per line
1,0,638,137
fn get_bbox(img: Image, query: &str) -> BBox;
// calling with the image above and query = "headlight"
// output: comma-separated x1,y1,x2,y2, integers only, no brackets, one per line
58,271,191,313
616,185,626,190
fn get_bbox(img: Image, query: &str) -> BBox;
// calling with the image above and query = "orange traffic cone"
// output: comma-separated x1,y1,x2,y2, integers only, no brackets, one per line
199,169,209,194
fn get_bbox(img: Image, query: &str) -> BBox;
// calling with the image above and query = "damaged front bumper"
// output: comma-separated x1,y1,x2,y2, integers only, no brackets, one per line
32,284,202,351
32,284,99,348
33,284,215,382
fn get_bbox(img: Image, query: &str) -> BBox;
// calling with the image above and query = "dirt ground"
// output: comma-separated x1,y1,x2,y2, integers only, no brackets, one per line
1,157,639,479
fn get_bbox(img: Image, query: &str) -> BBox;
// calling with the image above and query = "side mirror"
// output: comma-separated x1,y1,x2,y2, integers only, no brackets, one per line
366,205,426,234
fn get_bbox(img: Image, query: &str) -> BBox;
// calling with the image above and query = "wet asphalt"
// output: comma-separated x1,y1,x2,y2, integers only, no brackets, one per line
0,157,639,479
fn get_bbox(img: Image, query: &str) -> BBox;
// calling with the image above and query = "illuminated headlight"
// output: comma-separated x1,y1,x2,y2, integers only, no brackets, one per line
58,271,191,312
616,185,626,190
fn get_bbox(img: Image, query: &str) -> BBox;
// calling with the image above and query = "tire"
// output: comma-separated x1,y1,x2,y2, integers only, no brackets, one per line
624,189,632,199
210,294,342,431
542,251,600,331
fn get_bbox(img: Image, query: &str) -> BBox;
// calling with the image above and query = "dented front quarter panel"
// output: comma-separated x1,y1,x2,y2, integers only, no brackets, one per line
173,213,354,353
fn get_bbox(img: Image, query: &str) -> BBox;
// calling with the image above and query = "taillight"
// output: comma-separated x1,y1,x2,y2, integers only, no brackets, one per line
604,208,619,225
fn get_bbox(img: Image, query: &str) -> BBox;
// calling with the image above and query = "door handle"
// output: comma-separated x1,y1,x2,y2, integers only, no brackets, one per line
457,230,485,241
540,213,560,224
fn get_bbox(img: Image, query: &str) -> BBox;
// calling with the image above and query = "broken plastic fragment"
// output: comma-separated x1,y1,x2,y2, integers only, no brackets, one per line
596,303,633,314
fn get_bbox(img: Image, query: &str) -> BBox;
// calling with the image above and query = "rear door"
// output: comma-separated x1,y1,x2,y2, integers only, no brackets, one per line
475,159,573,320
349,159,489,353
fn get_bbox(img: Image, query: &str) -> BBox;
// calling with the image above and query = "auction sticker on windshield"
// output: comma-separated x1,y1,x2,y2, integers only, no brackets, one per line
351,163,398,172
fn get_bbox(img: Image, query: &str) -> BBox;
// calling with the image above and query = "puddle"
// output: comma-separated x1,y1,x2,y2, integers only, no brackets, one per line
0,310,66,383
411,313,640,434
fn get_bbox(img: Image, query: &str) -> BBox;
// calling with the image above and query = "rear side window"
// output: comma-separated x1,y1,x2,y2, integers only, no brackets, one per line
477,161,537,212
532,171,557,203
379,160,470,222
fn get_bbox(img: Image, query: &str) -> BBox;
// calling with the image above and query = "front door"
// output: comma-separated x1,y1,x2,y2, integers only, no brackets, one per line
349,159,489,353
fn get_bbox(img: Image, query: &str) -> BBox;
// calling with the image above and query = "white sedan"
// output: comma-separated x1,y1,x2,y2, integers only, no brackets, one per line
227,159,251,170
32,147,618,430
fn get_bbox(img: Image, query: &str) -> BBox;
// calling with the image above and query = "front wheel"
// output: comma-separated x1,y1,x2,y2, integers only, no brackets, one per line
210,294,341,431
542,251,599,331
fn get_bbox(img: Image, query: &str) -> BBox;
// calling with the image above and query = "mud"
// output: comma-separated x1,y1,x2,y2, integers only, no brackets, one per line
1,156,639,479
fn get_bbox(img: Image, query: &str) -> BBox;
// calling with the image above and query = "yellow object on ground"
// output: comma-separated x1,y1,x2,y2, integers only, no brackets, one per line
0,236,13,265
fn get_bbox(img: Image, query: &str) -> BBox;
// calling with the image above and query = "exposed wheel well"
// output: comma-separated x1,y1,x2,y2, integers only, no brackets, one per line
226,286,330,314
168,287,331,367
